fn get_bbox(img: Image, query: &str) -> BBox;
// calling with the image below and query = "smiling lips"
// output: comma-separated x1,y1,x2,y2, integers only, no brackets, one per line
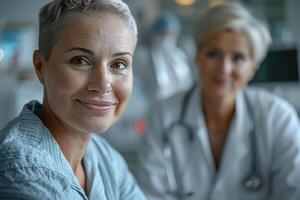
77,99,116,112
214,77,228,86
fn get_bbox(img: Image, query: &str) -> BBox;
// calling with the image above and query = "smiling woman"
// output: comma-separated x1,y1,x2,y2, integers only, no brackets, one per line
0,0,146,199
34,12,135,134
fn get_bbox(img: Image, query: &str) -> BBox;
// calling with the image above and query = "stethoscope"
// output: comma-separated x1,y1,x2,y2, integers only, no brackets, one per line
162,84,264,199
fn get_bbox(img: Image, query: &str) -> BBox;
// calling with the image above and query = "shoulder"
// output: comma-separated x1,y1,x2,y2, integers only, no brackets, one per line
244,87,298,117
0,109,51,169
0,115,44,167
149,89,189,119
0,116,69,199
0,100,46,148
0,142,69,199
0,163,68,199
244,87,300,146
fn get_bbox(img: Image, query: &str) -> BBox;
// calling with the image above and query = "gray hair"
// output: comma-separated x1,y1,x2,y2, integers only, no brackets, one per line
195,2,271,63
39,0,138,60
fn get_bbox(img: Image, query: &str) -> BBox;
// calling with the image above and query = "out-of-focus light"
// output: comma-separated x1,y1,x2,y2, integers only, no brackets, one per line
209,0,224,7
0,48,4,62
175,0,196,6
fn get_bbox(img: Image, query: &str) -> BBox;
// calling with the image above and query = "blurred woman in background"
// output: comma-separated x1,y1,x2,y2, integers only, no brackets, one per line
136,2,300,200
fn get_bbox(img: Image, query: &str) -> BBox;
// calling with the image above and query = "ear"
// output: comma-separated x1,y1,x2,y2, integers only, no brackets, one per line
33,50,45,85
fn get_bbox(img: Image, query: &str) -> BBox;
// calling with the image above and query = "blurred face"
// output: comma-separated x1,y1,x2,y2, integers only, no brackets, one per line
34,13,136,134
196,29,256,99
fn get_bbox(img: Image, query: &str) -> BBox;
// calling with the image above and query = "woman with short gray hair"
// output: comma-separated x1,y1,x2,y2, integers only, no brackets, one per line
136,2,300,200
194,2,271,63
0,0,146,199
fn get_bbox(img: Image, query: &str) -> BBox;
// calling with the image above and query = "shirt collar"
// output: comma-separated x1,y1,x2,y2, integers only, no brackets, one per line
17,100,82,187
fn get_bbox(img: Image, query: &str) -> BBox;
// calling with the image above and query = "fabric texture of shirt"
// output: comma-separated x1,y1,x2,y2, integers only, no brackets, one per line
0,100,147,200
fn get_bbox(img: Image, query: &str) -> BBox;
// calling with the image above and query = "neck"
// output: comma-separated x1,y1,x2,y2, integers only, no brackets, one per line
52,128,91,172
38,100,92,173
202,91,236,134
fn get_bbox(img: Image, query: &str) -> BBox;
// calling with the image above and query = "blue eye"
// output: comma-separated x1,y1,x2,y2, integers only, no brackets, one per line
70,56,90,66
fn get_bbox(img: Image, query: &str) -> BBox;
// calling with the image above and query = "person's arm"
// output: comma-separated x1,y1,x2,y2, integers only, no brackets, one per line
269,101,300,200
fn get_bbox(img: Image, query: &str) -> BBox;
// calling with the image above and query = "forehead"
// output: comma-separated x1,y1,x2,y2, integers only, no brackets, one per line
55,12,136,54
202,29,251,54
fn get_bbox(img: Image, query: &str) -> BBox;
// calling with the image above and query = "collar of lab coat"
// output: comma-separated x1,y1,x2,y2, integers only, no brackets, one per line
185,87,255,180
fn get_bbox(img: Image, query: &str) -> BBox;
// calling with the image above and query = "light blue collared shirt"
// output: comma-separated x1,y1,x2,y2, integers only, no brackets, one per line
0,100,146,200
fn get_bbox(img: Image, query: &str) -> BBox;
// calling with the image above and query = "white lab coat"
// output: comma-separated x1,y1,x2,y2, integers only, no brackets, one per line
135,86,300,200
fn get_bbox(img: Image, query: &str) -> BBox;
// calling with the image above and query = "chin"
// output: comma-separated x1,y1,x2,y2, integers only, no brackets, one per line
80,124,110,134
206,90,228,100
73,117,113,134
91,126,110,134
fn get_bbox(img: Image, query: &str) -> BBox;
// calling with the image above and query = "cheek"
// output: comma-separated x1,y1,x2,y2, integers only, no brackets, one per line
45,67,86,100
116,76,132,103
198,62,212,82
197,56,213,78
234,67,251,82
232,68,252,87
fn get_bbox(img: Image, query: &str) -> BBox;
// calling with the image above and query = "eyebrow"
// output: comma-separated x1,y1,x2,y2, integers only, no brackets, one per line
113,52,133,57
66,47,94,54
66,48,133,57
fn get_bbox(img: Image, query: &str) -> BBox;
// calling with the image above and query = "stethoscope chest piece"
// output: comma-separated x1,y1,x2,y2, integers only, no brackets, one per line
244,174,263,191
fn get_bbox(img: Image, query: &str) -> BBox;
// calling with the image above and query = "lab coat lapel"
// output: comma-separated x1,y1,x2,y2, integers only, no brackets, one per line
183,87,216,198
186,88,216,178
214,90,254,194
197,107,216,176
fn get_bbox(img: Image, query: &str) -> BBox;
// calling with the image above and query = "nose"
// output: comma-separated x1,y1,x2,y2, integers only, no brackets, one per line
219,57,233,75
86,66,112,94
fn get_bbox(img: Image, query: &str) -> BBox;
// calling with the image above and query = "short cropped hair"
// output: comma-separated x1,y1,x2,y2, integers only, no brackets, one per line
39,0,138,60
195,2,271,63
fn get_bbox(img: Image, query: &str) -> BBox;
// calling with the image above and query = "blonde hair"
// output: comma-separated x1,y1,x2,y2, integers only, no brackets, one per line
195,2,271,63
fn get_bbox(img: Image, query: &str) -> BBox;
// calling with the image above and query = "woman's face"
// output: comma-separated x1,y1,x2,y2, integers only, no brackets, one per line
196,29,256,99
34,13,136,134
